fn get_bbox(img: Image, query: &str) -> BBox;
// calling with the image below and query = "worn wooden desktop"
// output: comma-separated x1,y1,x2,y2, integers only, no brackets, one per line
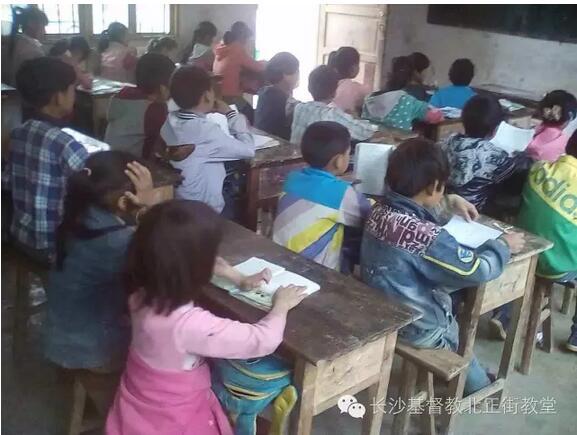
473,83,543,109
199,220,420,435
243,127,416,232
442,215,552,432
425,107,535,143
74,78,134,139
64,128,182,201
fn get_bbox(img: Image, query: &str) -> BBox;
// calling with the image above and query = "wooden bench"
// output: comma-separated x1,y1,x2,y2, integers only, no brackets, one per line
392,343,469,435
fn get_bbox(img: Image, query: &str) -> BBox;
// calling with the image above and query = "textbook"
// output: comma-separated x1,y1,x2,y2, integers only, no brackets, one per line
212,257,320,310
491,121,535,155
443,216,503,249
353,143,396,195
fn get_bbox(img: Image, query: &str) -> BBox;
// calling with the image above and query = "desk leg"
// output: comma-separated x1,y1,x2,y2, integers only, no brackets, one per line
245,167,260,232
290,359,318,435
362,332,397,435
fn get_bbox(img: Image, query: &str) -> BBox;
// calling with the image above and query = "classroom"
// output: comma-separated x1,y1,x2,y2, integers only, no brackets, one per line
1,2,576,435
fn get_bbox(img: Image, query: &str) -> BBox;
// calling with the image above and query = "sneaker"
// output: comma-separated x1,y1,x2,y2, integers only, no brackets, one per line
489,317,507,341
567,333,577,353
536,331,544,348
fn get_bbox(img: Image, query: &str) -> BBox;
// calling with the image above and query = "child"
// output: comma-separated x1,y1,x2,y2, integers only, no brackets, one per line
526,90,577,162
99,22,138,83
405,52,431,102
160,65,255,214
181,21,218,71
274,121,371,272
213,21,266,120
105,199,306,435
2,57,89,262
69,36,96,88
147,36,178,61
4,5,47,86
45,152,158,413
254,52,300,140
517,131,577,350
360,138,524,395
291,65,378,144
430,58,476,109
49,38,93,90
105,53,176,159
362,56,443,131
330,46,371,115
440,94,521,211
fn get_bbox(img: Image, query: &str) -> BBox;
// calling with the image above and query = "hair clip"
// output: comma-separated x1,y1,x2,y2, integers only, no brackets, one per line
543,105,562,121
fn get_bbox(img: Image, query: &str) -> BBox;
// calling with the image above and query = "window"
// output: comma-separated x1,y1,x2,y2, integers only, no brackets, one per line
91,3,129,35
135,4,171,34
38,3,80,34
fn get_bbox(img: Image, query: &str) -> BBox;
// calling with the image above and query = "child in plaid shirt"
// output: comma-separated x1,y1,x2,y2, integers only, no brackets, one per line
2,57,89,262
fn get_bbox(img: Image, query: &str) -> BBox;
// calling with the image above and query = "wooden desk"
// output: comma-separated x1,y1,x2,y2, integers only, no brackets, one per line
443,215,552,432
473,83,543,109
427,107,535,143
243,127,415,233
63,128,182,201
199,220,420,435
74,78,133,139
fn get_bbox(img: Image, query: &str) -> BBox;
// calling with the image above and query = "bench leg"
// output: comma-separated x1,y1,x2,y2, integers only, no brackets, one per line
419,371,436,435
68,378,87,435
520,279,548,375
392,359,418,435
561,287,575,315
542,293,553,353
12,267,31,362
440,372,466,435
289,359,317,435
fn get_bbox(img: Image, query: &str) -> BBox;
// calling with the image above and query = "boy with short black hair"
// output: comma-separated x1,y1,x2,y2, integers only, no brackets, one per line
2,57,90,262
273,121,371,272
430,58,476,109
290,65,378,144
254,52,300,140
160,65,255,214
360,138,524,395
105,53,176,158
440,94,521,211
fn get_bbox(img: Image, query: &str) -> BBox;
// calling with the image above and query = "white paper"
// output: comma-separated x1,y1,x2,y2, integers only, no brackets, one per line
252,134,280,150
443,216,503,249
353,143,396,195
491,121,535,155
234,257,285,278
62,128,110,153
440,107,462,119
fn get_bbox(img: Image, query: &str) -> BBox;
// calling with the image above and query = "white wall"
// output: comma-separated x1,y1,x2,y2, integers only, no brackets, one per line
383,4,577,96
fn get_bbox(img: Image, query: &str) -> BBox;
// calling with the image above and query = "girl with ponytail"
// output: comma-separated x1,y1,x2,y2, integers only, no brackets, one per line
181,21,217,71
5,5,48,85
147,36,178,61
99,22,138,82
527,90,577,162
45,151,160,412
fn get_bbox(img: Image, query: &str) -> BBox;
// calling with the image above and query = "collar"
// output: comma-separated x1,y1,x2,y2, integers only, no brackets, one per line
31,112,67,127
382,189,439,224
176,110,206,120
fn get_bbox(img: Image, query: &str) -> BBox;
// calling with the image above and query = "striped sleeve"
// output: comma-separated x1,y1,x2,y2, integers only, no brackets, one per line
338,186,372,227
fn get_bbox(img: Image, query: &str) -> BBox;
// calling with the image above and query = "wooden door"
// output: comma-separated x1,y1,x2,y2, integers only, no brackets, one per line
317,4,387,91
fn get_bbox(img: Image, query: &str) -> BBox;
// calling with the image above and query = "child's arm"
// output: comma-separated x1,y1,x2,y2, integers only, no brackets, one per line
143,102,169,159
239,48,266,73
61,138,91,176
338,186,373,228
213,256,272,291
203,107,255,161
175,286,306,359
332,108,378,141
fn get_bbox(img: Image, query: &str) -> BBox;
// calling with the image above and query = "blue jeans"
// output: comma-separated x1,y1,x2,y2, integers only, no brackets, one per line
399,313,491,396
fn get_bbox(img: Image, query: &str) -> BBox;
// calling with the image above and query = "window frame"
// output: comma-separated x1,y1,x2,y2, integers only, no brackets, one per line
37,4,178,42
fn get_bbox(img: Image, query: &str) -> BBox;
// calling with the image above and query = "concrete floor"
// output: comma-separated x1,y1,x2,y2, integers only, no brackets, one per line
2,282,576,435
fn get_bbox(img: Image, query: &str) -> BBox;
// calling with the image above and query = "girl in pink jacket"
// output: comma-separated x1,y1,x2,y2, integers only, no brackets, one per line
99,22,138,83
106,200,306,435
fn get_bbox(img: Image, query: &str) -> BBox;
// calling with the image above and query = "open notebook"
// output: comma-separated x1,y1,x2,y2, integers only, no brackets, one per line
206,113,280,150
353,143,396,195
212,257,320,310
62,128,110,153
491,121,535,155
443,216,503,249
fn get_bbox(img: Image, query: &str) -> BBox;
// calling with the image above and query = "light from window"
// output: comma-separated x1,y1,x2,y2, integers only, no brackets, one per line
92,4,129,35
135,4,170,34
38,3,80,34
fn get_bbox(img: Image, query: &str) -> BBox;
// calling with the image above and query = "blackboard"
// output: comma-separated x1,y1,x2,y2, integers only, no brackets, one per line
427,5,577,43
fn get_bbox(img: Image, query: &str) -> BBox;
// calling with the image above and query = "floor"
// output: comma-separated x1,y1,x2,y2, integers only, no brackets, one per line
2,276,576,435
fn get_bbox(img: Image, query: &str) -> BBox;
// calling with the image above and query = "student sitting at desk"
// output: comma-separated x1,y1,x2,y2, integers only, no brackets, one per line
274,121,371,273
430,58,476,110
526,90,577,162
105,53,176,159
362,56,443,131
255,52,300,140
441,94,522,212
181,21,218,71
98,22,138,83
291,65,378,144
405,52,431,102
49,38,93,90
2,57,89,263
106,200,306,435
160,65,254,216
330,46,371,116
360,138,524,395
147,37,178,61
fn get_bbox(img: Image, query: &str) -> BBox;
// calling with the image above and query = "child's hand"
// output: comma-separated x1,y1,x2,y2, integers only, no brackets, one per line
214,99,232,115
271,285,307,314
501,232,525,254
447,194,479,222
240,268,272,291
124,162,159,208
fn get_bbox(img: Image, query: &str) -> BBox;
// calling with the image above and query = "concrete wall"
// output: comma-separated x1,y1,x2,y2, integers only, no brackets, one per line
383,4,577,96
